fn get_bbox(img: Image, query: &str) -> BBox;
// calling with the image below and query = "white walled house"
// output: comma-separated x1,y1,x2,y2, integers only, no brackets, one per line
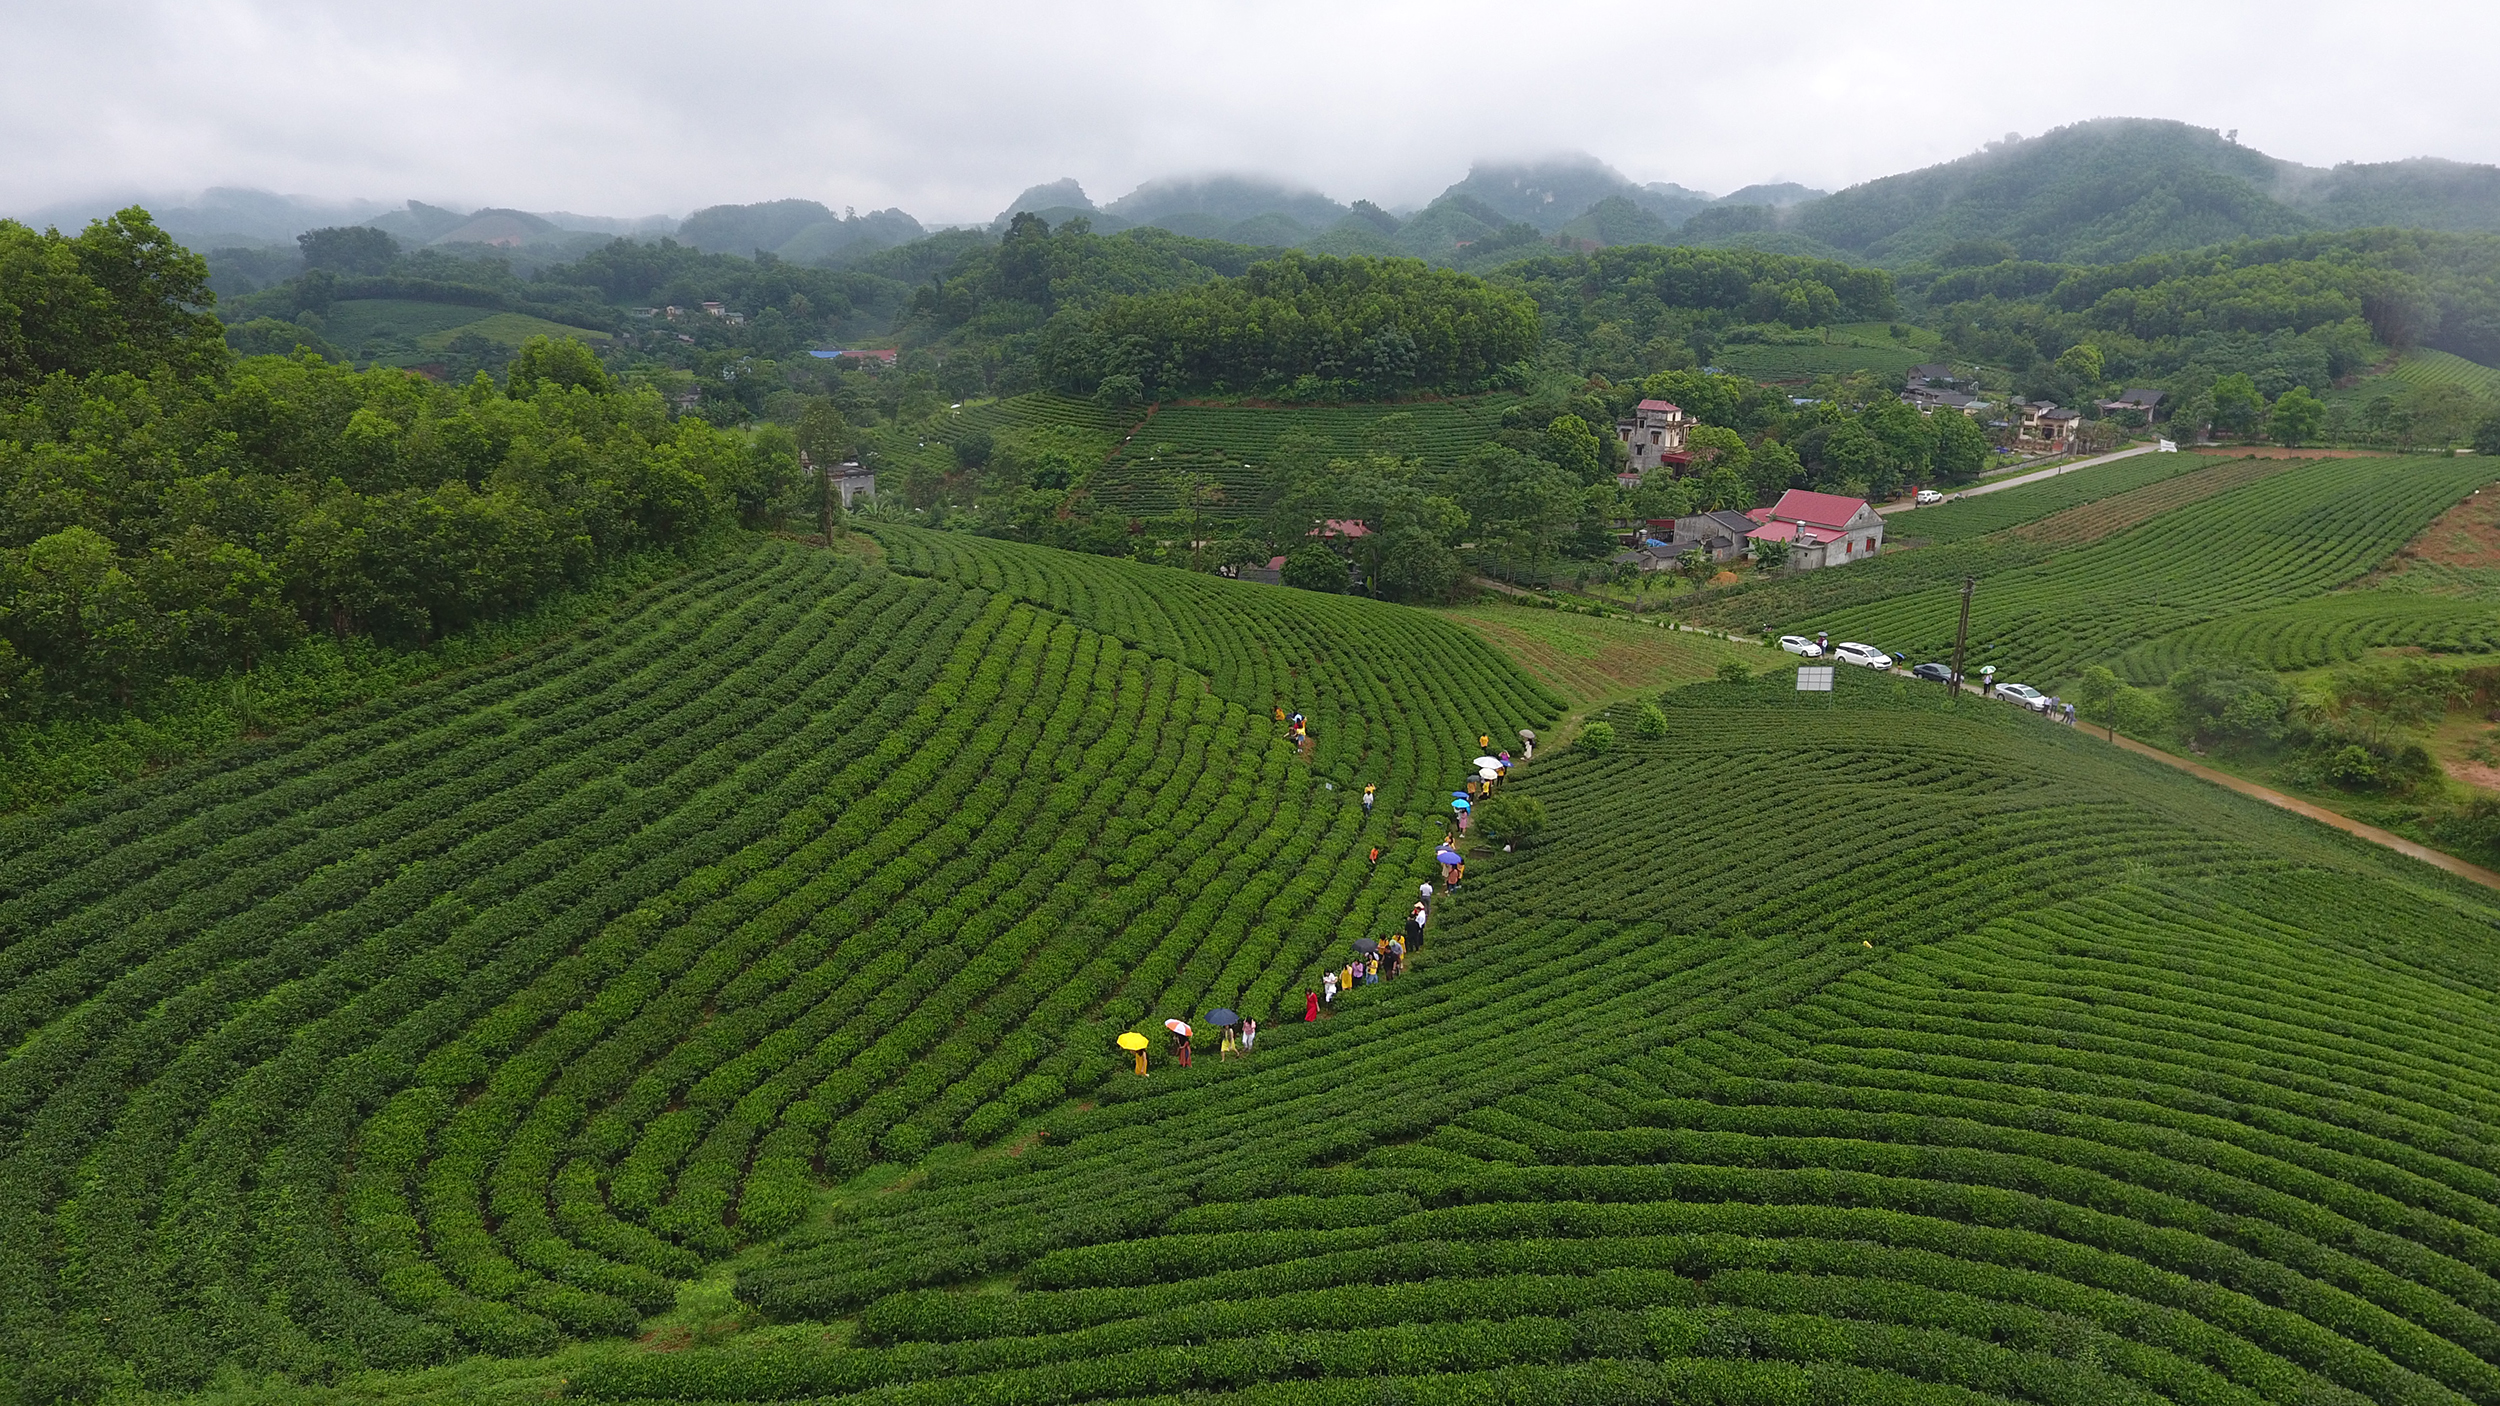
1746,489,1884,570
1613,399,1694,475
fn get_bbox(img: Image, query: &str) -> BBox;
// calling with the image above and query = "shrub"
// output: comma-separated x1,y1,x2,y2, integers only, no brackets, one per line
1474,793,1547,847
1576,720,1616,754
1715,660,1752,685
1631,703,1670,738
1281,545,1347,593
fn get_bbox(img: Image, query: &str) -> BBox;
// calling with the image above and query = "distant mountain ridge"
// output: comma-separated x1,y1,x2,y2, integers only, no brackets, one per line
21,120,2500,272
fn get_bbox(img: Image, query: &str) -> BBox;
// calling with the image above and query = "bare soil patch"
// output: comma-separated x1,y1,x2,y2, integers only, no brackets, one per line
2389,481,2500,570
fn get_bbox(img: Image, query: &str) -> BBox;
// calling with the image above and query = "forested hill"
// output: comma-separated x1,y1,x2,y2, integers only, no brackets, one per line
1778,118,2500,266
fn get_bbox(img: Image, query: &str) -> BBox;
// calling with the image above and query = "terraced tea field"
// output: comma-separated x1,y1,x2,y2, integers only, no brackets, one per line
587,678,2500,1406
1733,453,2489,684
0,537,1553,1395
21,515,2500,1406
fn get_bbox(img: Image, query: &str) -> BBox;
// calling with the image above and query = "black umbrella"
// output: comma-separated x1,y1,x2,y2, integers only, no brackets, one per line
1205,1007,1240,1027
1352,938,1380,954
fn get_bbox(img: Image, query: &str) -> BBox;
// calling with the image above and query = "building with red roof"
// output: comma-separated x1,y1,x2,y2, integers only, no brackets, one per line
1746,488,1884,570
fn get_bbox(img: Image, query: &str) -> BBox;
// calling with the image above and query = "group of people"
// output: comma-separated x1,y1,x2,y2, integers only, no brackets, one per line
1165,1016,1258,1067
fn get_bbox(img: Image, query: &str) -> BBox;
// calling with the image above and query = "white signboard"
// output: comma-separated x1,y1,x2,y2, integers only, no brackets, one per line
1796,666,1835,693
2156,438,2178,453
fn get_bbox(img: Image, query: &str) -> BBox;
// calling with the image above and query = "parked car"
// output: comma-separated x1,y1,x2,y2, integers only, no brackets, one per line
1778,635,1824,658
1997,682,2050,711
1914,488,1944,505
1834,642,1891,669
1910,662,1954,683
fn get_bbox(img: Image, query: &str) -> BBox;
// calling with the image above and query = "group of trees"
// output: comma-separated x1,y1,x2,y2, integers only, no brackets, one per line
1040,250,1542,403
0,209,787,720
1495,244,1899,375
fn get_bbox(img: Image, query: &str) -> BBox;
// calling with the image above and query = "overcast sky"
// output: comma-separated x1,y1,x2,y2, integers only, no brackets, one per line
5,0,2496,224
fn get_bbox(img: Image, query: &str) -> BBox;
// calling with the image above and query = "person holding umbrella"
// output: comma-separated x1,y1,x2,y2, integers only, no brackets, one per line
1166,1018,1192,1067
1451,792,1471,834
1437,845,1460,886
1118,1030,1150,1077
1520,728,1535,760
1209,1008,1241,1057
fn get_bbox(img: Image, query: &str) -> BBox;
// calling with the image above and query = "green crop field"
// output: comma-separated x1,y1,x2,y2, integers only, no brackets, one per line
2388,348,2500,398
2116,588,2500,679
0,535,1558,1398
1688,453,2487,685
21,512,2500,1404
315,298,609,357
609,679,2500,1406
1709,339,1930,384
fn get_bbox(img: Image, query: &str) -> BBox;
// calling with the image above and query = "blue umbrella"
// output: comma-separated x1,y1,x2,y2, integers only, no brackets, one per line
1205,1007,1240,1027
1437,848,1461,865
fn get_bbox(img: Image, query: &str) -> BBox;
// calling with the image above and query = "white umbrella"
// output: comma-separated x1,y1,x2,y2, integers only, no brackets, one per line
1477,766,1499,781
1473,756,1500,768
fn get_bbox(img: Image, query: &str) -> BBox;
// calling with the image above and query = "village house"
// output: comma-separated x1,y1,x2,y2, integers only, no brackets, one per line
1746,489,1884,570
1902,384,1981,415
1613,399,1694,475
2016,401,2081,452
1906,363,1959,388
800,452,878,507
2096,388,2164,423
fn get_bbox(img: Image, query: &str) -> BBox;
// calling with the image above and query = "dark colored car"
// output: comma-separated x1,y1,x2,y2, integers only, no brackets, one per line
1910,662,1955,684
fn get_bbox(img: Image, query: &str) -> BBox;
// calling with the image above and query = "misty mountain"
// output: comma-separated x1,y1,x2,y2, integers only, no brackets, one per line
676,199,926,263
1433,156,1714,233
1772,119,2500,267
1715,182,1825,208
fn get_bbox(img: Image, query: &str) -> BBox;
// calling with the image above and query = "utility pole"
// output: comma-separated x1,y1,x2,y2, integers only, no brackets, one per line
818,456,835,547
1948,576,1975,696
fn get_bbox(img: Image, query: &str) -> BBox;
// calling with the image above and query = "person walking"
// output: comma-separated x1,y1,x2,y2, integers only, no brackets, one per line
1322,969,1338,1008
1220,1022,1238,1057
1369,845,1381,870
1454,796,1471,835
1362,784,1375,816
1305,988,1320,1022
1452,857,1465,889
1242,1017,1256,1052
1175,1028,1192,1068
2063,701,2077,726
1480,733,1490,750
1419,880,1434,913
1520,728,1536,761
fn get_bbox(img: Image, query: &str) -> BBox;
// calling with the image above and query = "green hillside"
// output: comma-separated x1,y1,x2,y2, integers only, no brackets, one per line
18,521,2500,1403
0,535,1558,1398
641,676,2500,1406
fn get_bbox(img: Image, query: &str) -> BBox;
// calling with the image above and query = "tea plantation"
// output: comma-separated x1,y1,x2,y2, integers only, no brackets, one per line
1689,453,2495,687
598,677,2500,1406
16,524,2500,1406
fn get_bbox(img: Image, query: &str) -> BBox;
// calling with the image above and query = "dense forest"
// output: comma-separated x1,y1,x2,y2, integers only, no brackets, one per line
0,211,783,722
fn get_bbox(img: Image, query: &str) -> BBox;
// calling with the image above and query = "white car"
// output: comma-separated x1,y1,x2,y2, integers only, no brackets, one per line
1914,489,1944,505
1997,682,2050,712
1778,635,1824,658
1835,642,1891,669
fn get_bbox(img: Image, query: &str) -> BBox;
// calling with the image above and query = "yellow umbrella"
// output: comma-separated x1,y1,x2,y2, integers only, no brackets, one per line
1117,1030,1149,1076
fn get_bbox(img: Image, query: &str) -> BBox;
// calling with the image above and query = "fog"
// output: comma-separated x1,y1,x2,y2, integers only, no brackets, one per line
4,0,2495,223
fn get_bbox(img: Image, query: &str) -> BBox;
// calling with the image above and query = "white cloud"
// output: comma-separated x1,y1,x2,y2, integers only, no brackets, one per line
3,0,2496,223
